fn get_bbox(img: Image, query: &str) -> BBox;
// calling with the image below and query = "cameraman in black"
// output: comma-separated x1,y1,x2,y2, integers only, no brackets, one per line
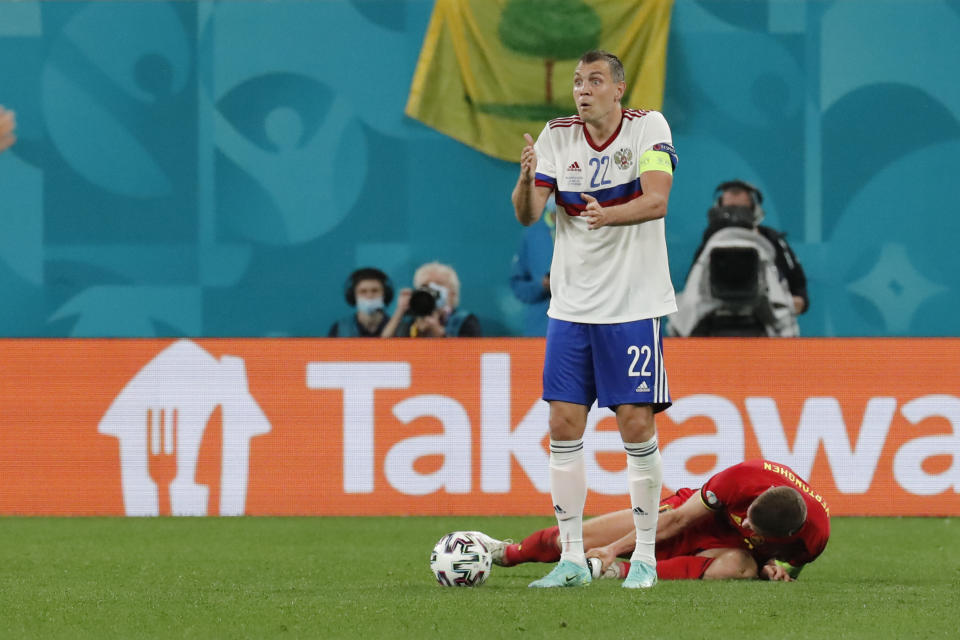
693,180,808,315
381,261,482,337
671,180,808,337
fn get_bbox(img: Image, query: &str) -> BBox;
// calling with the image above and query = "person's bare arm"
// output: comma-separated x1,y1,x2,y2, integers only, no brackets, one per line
580,170,672,230
656,489,714,543
380,288,411,337
586,492,715,571
585,528,640,571
512,133,551,226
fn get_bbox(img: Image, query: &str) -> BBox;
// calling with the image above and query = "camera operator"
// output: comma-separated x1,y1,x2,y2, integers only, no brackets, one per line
695,180,808,315
670,180,808,337
381,261,482,337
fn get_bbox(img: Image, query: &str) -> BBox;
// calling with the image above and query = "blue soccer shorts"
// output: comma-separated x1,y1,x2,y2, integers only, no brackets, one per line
542,317,671,411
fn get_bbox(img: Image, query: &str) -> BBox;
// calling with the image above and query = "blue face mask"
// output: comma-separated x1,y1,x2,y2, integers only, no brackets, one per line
356,297,384,315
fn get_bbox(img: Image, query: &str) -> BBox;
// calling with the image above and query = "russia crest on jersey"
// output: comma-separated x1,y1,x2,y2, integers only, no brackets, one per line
613,147,634,170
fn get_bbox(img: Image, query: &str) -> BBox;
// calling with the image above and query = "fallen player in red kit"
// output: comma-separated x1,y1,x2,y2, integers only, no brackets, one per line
474,459,830,581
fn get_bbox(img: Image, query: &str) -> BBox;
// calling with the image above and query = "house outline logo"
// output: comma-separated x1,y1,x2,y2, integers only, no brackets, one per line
98,340,271,516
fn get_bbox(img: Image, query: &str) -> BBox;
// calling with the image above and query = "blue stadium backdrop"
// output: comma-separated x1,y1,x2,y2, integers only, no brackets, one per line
0,0,957,337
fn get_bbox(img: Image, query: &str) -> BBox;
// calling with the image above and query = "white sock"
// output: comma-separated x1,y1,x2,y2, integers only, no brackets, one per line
549,439,586,567
625,436,662,566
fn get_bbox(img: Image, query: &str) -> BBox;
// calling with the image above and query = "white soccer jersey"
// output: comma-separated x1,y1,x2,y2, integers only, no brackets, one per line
534,109,678,323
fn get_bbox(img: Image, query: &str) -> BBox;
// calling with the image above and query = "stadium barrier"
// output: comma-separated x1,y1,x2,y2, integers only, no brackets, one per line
0,338,957,516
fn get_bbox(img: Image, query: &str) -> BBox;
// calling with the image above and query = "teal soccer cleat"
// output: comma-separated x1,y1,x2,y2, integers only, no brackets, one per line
622,561,657,589
528,559,592,588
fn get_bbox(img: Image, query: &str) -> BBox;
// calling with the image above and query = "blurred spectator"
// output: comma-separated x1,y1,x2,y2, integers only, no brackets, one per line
509,197,555,337
0,105,15,153
382,261,482,337
670,180,807,337
328,267,393,337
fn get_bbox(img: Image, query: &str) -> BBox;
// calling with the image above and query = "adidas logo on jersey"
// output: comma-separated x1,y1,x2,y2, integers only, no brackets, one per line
636,380,650,393
566,161,581,172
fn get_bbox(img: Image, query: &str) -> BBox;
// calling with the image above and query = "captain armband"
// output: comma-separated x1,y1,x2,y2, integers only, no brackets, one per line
638,150,673,175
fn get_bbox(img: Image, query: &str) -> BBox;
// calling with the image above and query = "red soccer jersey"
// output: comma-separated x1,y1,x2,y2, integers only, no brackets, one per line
659,460,830,568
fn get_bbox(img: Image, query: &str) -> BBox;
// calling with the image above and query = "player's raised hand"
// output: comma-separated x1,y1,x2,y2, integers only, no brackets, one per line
520,133,537,181
394,288,412,315
0,106,16,154
581,193,607,230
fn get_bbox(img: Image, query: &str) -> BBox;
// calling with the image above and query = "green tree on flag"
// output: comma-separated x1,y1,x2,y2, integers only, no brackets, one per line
499,0,602,104
406,0,674,160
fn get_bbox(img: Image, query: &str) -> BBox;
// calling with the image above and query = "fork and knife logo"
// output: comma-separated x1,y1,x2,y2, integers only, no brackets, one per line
99,340,271,516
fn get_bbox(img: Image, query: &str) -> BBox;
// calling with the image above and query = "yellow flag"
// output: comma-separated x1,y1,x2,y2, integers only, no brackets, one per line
406,0,674,161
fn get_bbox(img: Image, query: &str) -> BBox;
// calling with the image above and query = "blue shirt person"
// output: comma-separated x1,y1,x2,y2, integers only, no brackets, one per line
509,202,555,337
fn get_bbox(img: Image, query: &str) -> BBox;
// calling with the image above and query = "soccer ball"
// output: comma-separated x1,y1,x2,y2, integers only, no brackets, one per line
430,531,493,587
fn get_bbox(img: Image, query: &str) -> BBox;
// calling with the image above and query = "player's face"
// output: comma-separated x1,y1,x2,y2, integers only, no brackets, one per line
573,61,624,124
354,279,384,301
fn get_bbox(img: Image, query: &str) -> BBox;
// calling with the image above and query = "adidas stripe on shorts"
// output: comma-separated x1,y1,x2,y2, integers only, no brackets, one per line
542,317,671,411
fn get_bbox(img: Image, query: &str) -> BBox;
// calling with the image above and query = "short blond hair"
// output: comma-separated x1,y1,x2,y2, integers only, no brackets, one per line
413,261,461,309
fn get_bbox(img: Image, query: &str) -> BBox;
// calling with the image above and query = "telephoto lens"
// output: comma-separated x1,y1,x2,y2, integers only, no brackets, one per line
409,287,439,317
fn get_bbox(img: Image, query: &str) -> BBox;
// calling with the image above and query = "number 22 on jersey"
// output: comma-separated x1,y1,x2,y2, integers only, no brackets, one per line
589,156,612,188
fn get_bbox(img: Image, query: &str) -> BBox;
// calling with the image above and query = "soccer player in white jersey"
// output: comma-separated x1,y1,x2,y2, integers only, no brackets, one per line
510,50,678,589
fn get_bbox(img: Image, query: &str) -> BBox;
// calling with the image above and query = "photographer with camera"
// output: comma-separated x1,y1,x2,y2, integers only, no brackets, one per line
670,180,808,337
381,261,482,338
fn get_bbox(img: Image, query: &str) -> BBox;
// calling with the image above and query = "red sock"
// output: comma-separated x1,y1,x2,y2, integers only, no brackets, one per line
503,526,560,566
656,556,714,580
612,561,629,579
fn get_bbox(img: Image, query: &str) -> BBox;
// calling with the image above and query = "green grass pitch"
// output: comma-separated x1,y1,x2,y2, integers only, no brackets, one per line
1,516,957,638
